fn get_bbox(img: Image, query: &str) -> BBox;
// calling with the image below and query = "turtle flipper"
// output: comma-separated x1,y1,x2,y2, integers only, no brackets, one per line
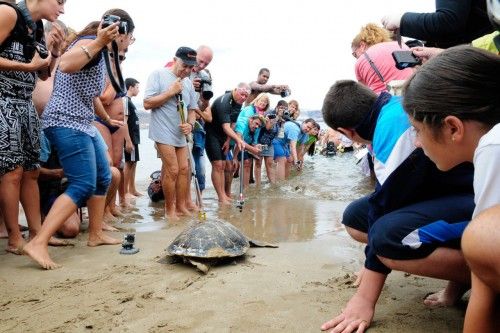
187,259,210,274
248,239,279,248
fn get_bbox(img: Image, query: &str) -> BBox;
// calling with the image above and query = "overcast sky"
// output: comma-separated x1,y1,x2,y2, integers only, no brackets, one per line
61,0,434,110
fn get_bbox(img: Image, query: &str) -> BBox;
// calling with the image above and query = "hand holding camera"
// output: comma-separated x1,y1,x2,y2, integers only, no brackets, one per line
102,14,128,34
96,19,120,47
193,77,202,91
410,46,444,64
279,85,291,98
30,52,50,71
193,70,213,100
392,50,422,70
294,160,303,171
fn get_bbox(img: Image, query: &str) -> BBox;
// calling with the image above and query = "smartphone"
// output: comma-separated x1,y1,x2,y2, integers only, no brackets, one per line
392,51,422,70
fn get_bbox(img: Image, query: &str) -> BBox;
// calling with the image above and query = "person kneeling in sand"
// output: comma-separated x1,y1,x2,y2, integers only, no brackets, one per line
320,79,475,332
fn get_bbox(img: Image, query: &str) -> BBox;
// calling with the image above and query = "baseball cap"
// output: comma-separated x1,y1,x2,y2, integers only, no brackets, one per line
175,46,198,66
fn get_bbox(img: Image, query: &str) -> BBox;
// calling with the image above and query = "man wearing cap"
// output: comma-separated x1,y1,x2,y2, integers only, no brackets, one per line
144,46,199,221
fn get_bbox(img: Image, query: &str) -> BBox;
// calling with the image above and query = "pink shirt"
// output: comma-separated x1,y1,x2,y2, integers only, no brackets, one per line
355,41,414,94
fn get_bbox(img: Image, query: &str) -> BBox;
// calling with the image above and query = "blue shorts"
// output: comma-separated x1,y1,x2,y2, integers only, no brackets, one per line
273,142,289,159
45,127,112,207
343,193,475,261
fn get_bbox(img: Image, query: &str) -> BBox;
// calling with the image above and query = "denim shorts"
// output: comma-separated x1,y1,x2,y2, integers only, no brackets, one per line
273,141,289,159
44,127,112,207
259,144,274,157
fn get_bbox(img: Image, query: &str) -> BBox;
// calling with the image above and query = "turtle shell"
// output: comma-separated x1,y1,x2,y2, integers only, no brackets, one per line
166,220,250,258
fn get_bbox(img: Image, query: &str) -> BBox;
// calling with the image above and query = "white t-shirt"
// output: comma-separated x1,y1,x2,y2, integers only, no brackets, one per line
472,123,500,217
145,68,197,147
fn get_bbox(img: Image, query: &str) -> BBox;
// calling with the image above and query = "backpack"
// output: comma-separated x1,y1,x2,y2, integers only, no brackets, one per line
147,170,164,202
0,1,45,60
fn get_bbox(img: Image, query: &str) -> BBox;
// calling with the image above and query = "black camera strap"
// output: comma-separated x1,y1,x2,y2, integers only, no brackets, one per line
16,1,36,35
17,1,45,51
102,41,126,96
363,52,386,84
0,1,46,59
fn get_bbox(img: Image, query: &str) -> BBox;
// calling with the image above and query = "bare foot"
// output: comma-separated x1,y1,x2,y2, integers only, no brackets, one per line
110,207,125,217
6,238,26,255
131,191,143,197
423,281,468,307
176,207,192,217
48,237,73,247
165,211,180,221
120,201,134,209
218,199,232,205
125,193,135,200
87,233,122,247
6,244,24,255
102,222,119,232
187,202,199,212
104,210,118,223
23,240,61,270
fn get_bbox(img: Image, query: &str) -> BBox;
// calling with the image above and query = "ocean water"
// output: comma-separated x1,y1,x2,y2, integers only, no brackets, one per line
129,127,373,243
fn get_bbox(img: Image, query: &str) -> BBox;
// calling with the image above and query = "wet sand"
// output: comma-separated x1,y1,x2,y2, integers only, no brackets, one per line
0,135,467,332
0,197,465,332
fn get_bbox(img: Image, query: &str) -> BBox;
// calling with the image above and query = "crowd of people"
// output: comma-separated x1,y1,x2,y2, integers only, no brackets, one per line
0,0,322,268
320,1,500,333
0,1,138,269
146,56,323,214
0,0,499,332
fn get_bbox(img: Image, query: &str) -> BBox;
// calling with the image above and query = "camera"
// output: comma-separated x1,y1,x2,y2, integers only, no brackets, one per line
195,70,213,100
102,14,128,35
267,114,277,120
280,88,290,98
120,233,139,255
392,50,421,70
34,41,49,59
282,110,292,121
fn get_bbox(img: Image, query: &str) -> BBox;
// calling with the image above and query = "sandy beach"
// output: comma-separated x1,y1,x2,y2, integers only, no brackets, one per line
0,139,467,332
0,196,466,333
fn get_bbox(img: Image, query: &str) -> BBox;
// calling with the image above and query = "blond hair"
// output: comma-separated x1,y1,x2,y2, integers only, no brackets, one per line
251,92,270,112
351,23,391,49
288,99,300,119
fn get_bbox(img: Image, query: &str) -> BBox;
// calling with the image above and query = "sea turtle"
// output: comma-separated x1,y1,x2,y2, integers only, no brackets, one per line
166,219,277,273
